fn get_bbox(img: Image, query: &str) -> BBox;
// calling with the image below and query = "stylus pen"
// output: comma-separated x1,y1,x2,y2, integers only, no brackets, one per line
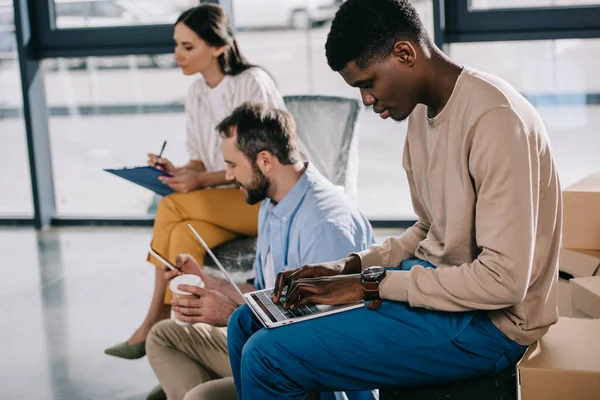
154,140,167,167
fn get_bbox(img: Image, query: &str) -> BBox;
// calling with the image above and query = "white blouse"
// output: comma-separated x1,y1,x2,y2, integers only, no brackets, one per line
185,67,286,172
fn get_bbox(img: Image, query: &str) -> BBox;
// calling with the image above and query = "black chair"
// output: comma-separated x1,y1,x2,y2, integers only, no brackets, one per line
380,367,517,400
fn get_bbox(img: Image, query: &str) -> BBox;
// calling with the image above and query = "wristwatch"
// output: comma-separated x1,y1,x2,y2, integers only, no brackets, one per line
361,266,386,310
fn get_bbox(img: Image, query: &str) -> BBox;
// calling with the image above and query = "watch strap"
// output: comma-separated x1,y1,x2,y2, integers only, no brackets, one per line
367,299,383,310
363,281,380,300
363,281,382,310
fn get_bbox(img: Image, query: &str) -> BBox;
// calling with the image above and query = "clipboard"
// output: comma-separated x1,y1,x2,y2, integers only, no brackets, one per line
104,166,175,197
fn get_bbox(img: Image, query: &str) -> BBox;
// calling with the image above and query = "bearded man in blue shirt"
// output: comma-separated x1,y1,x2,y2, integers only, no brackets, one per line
145,102,375,400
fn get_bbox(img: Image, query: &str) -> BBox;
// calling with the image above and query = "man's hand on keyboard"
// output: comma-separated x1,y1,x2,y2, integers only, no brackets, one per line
172,284,238,327
282,274,364,310
272,255,363,303
272,264,338,303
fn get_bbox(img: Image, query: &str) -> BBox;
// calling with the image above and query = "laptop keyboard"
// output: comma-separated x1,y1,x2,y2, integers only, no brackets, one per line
256,289,321,322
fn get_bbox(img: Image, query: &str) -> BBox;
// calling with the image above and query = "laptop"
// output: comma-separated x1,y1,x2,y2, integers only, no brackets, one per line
188,224,365,328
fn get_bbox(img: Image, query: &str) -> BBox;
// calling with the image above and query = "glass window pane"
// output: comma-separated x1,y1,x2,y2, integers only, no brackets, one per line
46,0,431,220
91,2,126,18
470,0,600,10
43,54,189,217
0,0,33,216
358,0,433,219
450,39,600,190
236,0,433,219
53,0,197,29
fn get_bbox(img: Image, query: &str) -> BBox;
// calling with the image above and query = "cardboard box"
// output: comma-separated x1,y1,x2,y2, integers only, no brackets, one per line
558,248,600,317
562,171,600,250
558,278,572,317
557,278,592,318
518,317,600,400
559,248,600,278
571,276,600,318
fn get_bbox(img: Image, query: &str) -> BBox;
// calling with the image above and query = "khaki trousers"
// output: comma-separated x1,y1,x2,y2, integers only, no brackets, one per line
146,319,237,400
147,188,260,304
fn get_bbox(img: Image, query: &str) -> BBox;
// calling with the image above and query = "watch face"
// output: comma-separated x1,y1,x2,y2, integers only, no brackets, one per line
363,266,385,281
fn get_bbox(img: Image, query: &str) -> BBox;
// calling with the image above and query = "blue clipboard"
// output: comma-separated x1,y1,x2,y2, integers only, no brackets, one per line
104,166,175,197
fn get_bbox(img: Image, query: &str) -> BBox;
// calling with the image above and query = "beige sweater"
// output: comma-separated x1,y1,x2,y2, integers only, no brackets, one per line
359,67,562,345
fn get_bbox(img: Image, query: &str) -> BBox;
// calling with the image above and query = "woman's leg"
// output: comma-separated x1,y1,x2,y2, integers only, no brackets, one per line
125,267,171,345
126,189,260,345
149,189,260,264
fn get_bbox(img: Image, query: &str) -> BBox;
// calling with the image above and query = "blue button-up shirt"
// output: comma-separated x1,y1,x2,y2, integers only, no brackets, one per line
254,163,375,290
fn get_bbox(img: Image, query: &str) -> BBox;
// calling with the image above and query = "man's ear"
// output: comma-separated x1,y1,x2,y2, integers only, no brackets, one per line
255,151,274,173
392,41,417,67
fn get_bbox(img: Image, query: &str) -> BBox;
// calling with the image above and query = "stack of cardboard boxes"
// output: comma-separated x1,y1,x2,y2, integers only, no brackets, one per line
559,170,600,318
517,171,600,399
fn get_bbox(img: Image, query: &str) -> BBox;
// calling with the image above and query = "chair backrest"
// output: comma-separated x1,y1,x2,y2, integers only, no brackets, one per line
283,95,361,201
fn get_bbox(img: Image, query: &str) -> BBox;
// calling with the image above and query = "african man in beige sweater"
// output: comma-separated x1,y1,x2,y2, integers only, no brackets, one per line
227,1,562,398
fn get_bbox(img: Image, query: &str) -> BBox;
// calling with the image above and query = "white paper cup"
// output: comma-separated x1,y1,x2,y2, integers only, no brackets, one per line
170,274,204,326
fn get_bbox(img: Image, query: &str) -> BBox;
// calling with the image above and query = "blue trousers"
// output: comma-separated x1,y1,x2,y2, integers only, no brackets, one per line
228,258,527,400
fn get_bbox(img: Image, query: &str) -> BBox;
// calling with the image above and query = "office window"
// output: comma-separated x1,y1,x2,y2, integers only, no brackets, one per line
236,0,432,219
44,55,191,216
52,0,197,29
0,0,33,216
469,0,600,10
43,0,431,219
450,38,600,189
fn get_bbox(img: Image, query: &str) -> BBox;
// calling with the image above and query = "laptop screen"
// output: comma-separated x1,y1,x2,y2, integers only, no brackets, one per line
187,224,247,301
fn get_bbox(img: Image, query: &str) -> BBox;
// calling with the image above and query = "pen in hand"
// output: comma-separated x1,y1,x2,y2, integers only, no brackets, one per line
154,140,167,168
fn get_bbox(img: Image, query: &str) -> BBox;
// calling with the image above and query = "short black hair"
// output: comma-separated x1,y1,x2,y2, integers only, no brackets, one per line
325,0,426,71
216,102,299,165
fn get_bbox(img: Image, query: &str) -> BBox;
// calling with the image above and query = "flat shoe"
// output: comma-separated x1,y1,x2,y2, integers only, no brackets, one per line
104,340,146,360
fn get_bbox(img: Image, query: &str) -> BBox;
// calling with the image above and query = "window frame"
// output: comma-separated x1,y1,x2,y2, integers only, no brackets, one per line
443,0,600,43
32,0,174,58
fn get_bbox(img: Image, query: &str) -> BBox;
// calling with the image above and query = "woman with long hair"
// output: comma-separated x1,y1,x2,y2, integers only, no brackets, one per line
105,4,285,359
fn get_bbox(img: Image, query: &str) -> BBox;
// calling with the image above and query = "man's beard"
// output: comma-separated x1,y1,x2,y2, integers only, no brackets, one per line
237,165,270,205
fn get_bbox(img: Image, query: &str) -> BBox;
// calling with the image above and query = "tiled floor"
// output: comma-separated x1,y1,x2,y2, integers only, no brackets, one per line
0,226,403,400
